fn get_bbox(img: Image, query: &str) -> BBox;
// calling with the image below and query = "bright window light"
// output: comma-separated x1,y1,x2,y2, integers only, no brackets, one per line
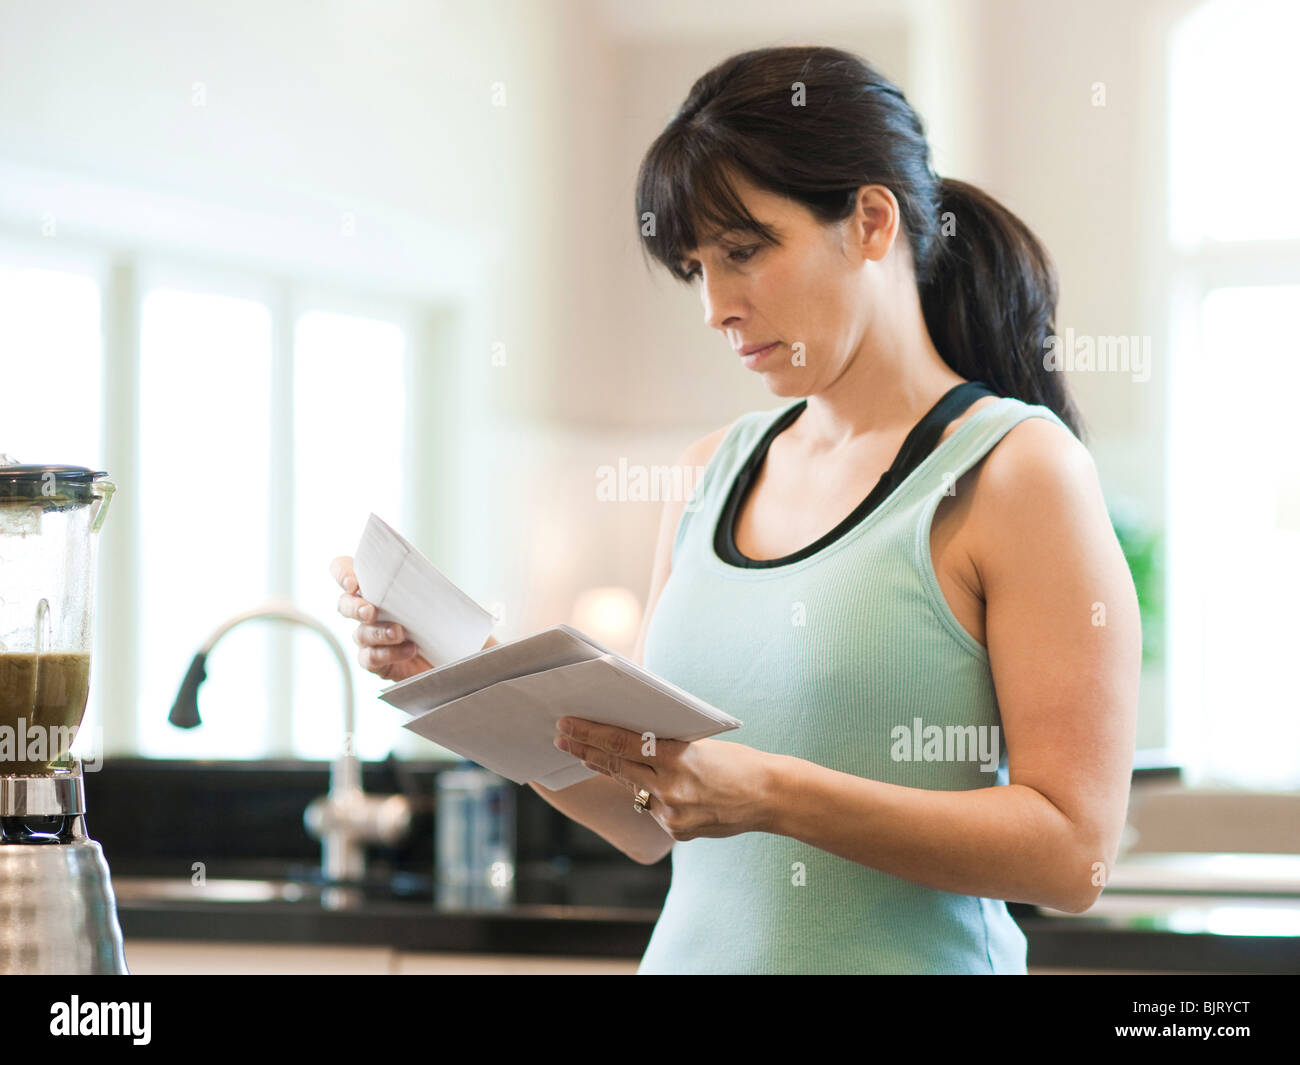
1169,0,1300,244
0,264,104,758
0,267,102,468
291,310,407,761
137,289,274,758
1169,284,1300,787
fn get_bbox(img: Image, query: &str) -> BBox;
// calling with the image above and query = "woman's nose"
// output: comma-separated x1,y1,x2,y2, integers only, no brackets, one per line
700,273,742,332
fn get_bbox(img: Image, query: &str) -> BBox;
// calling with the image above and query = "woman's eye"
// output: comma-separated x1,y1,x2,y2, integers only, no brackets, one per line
680,246,758,282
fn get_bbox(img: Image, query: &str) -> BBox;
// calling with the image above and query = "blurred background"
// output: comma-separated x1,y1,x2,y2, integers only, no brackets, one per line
0,0,1295,789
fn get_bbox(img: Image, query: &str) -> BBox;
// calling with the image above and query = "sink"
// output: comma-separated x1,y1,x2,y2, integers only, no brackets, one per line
108,860,671,911
109,867,440,906
111,877,322,904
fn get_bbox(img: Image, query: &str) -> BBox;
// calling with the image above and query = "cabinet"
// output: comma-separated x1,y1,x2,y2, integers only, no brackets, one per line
122,938,639,975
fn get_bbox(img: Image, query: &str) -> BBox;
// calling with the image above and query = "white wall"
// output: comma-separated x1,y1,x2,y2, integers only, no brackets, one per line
0,0,520,290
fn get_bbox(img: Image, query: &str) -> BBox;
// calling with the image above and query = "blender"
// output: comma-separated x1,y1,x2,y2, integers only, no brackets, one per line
0,457,128,974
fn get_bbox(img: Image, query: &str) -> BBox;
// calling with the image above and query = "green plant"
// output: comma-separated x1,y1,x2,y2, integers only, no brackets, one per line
1108,501,1164,666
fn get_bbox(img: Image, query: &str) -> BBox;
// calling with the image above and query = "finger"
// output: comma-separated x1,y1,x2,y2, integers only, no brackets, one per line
329,556,359,594
359,641,418,671
559,737,657,792
336,592,378,623
352,622,405,647
556,716,685,767
369,658,403,682
555,717,656,768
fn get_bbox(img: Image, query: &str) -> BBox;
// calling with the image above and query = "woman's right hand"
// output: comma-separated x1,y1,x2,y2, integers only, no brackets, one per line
330,555,434,682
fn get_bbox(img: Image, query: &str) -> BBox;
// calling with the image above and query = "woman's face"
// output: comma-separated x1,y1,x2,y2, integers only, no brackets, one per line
678,171,902,397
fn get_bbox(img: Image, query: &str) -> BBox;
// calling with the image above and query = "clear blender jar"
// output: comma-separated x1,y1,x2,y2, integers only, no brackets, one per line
0,457,126,975
0,459,114,775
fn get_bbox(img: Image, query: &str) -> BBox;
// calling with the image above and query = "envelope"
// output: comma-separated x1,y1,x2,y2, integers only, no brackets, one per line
352,512,495,668
391,634,742,790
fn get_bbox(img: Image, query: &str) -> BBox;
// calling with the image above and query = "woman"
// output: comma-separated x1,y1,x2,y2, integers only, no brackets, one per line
332,45,1139,974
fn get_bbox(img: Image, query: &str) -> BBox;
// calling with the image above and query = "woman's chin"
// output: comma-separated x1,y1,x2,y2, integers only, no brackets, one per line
757,371,808,396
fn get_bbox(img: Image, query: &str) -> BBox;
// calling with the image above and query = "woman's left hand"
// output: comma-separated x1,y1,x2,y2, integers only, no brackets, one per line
553,716,783,841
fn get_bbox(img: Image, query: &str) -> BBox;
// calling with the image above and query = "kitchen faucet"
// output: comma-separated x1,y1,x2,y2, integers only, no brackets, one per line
167,598,412,906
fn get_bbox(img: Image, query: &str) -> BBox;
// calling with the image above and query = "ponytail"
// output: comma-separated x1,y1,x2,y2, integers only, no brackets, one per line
921,178,1086,441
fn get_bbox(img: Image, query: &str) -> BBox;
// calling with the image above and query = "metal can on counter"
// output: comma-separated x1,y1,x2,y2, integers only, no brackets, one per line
434,760,515,909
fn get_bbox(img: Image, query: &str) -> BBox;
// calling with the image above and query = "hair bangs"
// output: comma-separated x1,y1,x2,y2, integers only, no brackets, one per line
636,131,779,283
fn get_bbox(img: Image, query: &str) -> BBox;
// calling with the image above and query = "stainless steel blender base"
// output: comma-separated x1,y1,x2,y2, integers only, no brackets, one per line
0,836,129,974
0,761,129,975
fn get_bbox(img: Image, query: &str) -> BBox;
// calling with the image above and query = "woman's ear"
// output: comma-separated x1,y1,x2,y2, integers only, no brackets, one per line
848,184,901,263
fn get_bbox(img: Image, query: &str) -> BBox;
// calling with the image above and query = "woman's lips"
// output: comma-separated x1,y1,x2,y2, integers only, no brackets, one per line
740,341,779,368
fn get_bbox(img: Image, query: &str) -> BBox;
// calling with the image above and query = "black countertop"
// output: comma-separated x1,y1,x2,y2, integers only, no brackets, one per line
117,893,661,959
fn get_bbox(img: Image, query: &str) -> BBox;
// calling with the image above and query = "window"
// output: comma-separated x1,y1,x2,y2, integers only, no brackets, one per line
137,289,275,759
0,262,106,751
290,310,408,760
0,241,443,763
1165,0,1300,787
136,292,414,761
1168,1,1300,245
0,266,102,467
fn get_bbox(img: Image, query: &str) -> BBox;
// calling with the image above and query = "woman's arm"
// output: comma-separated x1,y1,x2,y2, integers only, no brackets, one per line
766,418,1140,912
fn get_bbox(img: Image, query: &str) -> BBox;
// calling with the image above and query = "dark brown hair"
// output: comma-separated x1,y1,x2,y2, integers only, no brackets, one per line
635,45,1085,441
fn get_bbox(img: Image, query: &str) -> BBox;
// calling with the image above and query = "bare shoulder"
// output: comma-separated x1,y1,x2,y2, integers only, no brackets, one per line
631,416,739,672
661,418,736,535
678,419,734,468
647,414,739,579
654,416,740,548
968,414,1114,578
978,415,1097,500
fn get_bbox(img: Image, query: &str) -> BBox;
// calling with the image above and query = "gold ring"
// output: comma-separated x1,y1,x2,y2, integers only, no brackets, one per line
633,788,651,814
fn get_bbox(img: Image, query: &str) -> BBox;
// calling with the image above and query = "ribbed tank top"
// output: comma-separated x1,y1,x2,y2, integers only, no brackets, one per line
637,390,1073,974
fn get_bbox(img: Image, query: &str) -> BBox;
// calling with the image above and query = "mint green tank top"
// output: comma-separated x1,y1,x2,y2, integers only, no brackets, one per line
638,393,1072,974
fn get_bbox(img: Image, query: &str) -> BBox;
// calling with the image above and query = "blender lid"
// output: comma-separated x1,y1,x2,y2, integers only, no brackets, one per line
0,463,110,503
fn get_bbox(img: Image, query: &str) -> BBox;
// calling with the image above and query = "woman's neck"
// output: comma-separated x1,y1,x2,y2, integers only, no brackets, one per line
795,334,965,455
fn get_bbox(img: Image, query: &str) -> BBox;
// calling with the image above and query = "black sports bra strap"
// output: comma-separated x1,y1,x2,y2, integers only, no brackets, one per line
715,380,1000,568
875,380,999,495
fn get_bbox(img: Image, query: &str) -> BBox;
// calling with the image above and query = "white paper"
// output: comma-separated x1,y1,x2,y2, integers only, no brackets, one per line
379,625,603,714
386,625,742,790
352,513,495,669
